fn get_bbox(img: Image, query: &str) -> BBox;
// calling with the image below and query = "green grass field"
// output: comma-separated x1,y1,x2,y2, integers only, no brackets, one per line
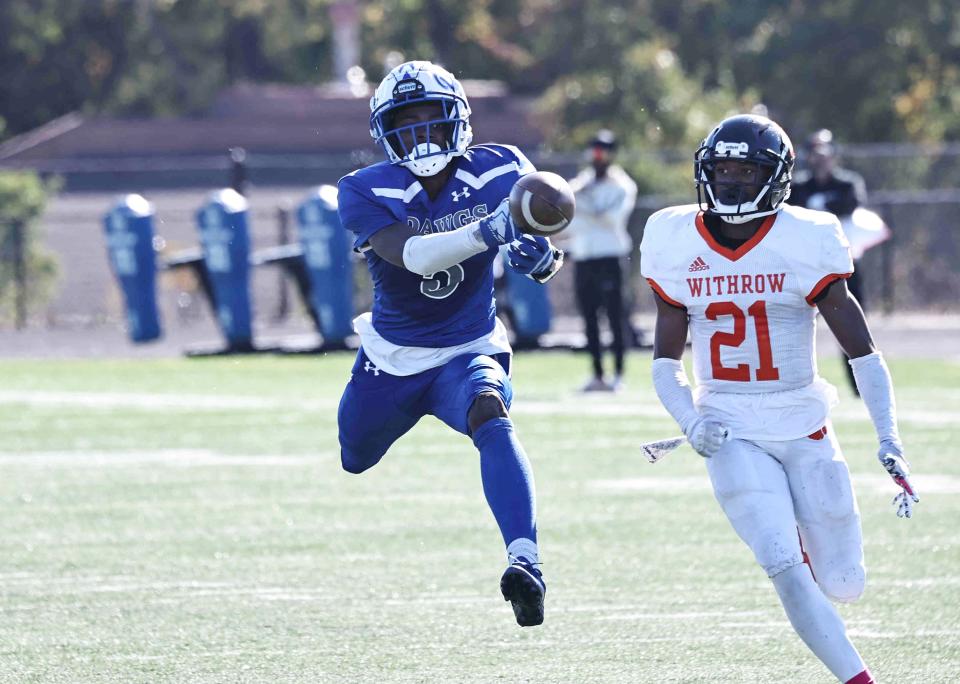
1,352,958,683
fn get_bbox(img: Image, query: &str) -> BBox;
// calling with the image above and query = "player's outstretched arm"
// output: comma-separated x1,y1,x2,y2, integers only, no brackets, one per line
650,294,728,458
817,280,919,517
368,199,519,276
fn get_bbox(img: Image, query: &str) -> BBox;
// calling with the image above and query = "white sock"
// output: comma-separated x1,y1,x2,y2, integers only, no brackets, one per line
506,538,539,565
771,564,866,682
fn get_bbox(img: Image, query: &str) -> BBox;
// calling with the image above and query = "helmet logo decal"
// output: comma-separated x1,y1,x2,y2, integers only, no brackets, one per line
714,141,750,158
393,79,424,99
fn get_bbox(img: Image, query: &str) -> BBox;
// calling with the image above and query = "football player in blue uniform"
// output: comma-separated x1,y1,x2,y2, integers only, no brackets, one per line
336,61,563,627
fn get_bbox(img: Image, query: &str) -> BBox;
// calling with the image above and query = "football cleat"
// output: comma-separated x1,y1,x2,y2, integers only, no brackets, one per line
500,558,545,627
580,377,612,393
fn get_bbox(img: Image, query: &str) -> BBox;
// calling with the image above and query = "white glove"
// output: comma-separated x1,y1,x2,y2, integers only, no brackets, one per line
685,418,730,458
878,440,919,518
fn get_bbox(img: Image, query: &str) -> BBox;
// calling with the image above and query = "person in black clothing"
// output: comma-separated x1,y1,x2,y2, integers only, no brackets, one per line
566,130,637,392
791,129,868,395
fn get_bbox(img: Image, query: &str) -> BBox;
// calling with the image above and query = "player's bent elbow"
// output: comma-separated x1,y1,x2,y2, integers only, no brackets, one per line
402,262,434,278
819,565,866,603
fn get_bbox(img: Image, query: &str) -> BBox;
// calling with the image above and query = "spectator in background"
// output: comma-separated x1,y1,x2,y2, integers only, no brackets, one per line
566,130,637,392
791,129,868,395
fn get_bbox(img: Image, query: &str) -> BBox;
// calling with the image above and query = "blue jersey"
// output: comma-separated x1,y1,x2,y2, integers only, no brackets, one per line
338,144,535,347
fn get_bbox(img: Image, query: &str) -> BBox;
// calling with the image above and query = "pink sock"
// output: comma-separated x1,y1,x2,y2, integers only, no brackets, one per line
845,670,874,684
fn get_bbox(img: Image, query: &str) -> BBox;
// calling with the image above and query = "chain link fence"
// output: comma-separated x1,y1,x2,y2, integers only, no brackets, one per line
623,142,960,316
11,142,960,333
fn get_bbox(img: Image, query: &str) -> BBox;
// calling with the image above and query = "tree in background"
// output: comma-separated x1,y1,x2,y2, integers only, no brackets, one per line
0,0,337,130
0,172,58,327
1,0,957,156
651,0,960,144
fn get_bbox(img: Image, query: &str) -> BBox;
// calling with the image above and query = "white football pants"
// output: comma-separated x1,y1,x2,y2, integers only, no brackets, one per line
705,423,865,602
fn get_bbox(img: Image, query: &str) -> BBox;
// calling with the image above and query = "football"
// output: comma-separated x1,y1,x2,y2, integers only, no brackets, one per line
509,171,576,236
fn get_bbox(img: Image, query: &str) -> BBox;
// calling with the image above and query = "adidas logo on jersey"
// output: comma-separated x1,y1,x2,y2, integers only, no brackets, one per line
688,256,710,272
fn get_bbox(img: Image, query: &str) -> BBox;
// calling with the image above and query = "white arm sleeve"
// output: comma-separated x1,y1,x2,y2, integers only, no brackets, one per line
849,351,901,445
651,358,700,436
401,223,488,276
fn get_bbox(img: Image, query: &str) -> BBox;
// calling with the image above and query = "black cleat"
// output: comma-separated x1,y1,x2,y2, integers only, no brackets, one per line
500,559,545,627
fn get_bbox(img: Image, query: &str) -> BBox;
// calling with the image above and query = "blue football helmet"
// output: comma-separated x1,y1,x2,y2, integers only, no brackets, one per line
694,114,794,223
369,61,473,177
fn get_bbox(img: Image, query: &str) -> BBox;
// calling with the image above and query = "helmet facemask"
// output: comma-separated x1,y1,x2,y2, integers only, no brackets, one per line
696,153,789,224
376,99,465,177
369,61,473,177
693,114,794,223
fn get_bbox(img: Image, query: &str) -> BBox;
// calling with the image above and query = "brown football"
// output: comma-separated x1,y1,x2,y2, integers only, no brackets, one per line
508,171,576,237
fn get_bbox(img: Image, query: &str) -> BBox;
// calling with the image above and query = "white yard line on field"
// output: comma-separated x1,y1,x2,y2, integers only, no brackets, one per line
105,650,291,663
591,473,960,494
0,450,320,466
3,574,339,602
513,399,671,418
103,648,291,662
524,390,960,426
2,448,958,498
0,390,340,412
0,390,277,410
592,609,766,621
1,389,958,428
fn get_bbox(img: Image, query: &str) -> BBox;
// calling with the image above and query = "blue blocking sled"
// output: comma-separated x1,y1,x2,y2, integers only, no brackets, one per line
106,186,556,352
195,189,254,351
297,185,354,347
103,194,162,342
502,255,552,344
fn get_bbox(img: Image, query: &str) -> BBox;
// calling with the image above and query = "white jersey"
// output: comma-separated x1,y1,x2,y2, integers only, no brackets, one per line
640,204,854,440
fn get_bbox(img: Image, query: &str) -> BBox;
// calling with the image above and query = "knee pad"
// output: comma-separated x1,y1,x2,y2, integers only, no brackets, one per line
801,460,857,522
818,565,866,603
339,436,389,475
468,392,508,430
756,530,806,578
340,450,372,475
717,491,804,577
707,441,804,577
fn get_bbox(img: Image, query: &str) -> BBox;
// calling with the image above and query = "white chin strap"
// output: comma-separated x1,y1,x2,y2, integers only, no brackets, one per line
708,183,773,223
401,142,453,177
713,202,779,224
711,196,761,223
718,212,757,225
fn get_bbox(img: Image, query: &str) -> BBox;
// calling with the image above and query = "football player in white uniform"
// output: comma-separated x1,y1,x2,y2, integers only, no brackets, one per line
640,114,918,684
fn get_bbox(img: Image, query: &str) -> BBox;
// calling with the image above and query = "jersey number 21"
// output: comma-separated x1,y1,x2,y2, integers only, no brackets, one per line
706,300,780,382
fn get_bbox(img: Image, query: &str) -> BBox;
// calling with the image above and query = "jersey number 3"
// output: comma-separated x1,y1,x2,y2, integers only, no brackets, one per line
420,264,464,299
706,300,780,382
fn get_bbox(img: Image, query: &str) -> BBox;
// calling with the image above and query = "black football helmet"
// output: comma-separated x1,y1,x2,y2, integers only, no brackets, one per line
694,114,795,223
